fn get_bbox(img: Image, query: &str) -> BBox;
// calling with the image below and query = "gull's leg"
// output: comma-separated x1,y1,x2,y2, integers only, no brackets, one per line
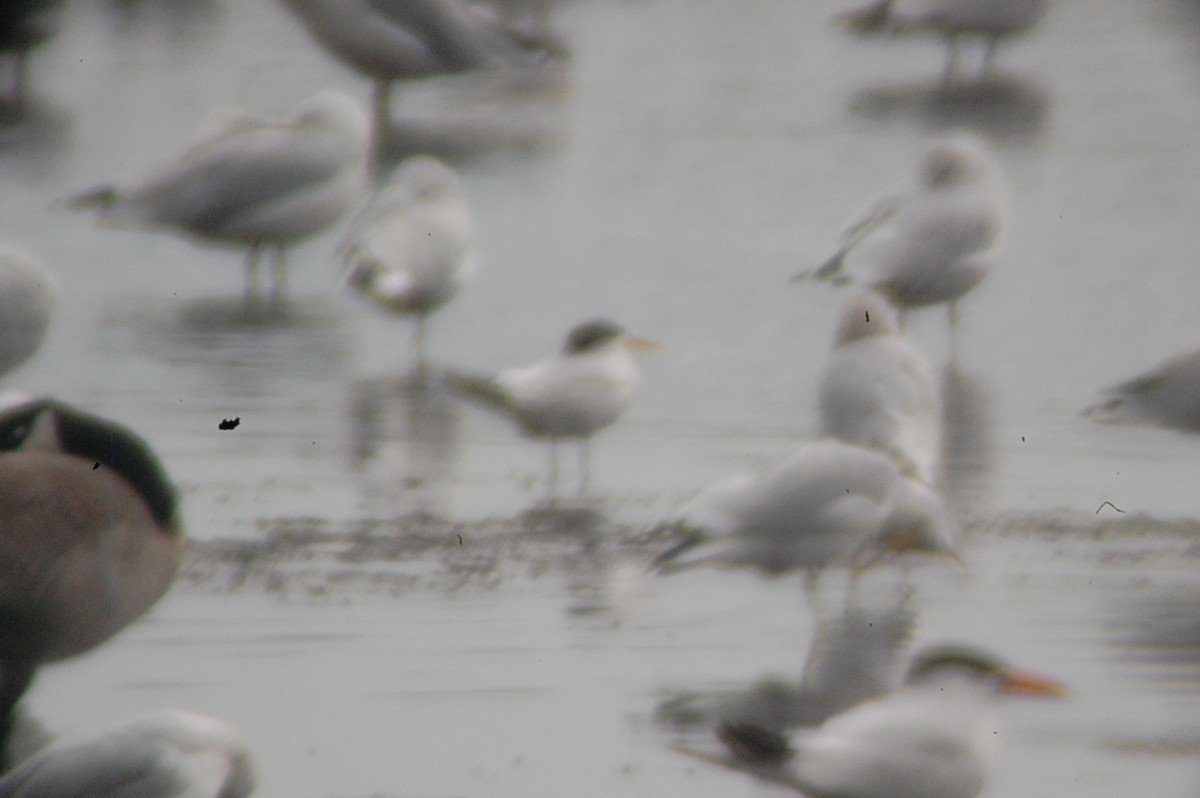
244,244,262,305
941,35,962,88
948,301,961,364
371,79,393,174
545,440,560,499
413,316,428,371
981,36,998,79
803,570,823,620
269,245,288,306
577,438,591,497
11,53,27,108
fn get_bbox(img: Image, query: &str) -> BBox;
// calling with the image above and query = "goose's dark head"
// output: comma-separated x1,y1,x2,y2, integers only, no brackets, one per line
0,398,181,533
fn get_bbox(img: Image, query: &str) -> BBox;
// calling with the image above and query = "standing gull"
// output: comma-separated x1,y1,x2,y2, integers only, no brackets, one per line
818,291,940,484
443,319,656,495
1085,348,1200,431
0,245,54,379
343,155,477,368
685,645,1066,798
802,133,1007,347
0,710,255,798
652,439,959,610
279,0,554,144
0,398,183,762
69,91,370,306
836,0,1048,85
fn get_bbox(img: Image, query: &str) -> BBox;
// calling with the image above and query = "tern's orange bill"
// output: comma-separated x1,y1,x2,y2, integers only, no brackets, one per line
624,336,661,351
1000,668,1069,698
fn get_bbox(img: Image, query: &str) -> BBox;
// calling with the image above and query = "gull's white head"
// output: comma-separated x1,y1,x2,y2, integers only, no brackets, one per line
854,477,960,571
919,133,998,190
833,290,901,347
292,90,371,152
392,155,465,205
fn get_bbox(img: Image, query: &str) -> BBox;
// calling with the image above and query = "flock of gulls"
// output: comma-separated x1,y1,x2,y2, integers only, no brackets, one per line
0,0,1191,796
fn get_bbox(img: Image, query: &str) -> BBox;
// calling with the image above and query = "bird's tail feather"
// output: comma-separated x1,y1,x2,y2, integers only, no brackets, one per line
61,185,119,211
441,368,515,416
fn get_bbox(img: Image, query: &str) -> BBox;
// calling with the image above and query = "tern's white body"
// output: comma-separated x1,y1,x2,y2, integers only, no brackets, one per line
815,134,1007,327
493,337,639,439
788,681,994,798
0,710,255,798
658,439,956,579
819,292,940,483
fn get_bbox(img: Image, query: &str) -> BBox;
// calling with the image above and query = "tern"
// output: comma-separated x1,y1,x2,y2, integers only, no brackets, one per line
819,291,940,483
0,399,182,762
836,0,1048,85
0,710,255,798
652,439,959,609
342,155,477,368
683,644,1066,798
443,319,656,495
801,133,1007,351
69,91,370,307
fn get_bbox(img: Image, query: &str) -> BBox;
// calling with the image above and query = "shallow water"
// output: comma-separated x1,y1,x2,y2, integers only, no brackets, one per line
4,0,1200,796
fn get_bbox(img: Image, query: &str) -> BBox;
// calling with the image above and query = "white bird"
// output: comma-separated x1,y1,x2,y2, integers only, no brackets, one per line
1085,349,1200,431
0,709,255,798
0,398,183,761
343,155,477,367
653,439,959,607
804,133,1007,348
279,0,554,142
443,319,657,495
836,0,1047,85
818,291,940,484
69,91,370,306
0,245,54,379
686,645,1066,798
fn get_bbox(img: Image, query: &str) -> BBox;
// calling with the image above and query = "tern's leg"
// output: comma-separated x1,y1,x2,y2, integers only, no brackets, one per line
244,244,262,304
413,317,428,370
981,36,999,79
545,441,560,498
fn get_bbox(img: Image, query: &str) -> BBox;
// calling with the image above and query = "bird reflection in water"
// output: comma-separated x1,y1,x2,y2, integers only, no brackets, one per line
349,372,462,517
936,364,995,530
654,587,916,735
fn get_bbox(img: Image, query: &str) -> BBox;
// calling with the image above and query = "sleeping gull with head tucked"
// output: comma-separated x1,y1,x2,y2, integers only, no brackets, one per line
0,709,255,798
69,91,370,306
801,133,1006,347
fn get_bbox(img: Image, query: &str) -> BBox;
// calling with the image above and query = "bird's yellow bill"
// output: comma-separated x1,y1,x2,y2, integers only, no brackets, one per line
1000,669,1069,698
624,336,661,351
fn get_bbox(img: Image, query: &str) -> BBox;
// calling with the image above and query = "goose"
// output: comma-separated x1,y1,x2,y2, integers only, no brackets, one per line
0,398,182,760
